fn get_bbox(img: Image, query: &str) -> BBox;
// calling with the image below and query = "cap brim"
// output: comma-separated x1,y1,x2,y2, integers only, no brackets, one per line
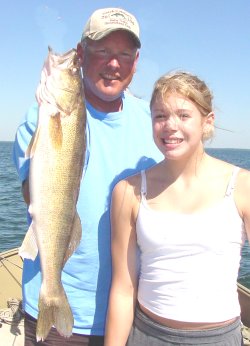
87,28,141,48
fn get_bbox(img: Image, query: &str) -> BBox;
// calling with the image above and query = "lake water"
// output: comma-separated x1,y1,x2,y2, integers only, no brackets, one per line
0,142,249,287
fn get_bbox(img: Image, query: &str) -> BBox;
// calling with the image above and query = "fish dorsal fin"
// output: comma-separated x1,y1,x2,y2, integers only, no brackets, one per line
63,212,82,266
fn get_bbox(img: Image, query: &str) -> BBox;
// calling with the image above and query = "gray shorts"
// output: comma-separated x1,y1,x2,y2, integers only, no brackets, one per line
126,306,243,346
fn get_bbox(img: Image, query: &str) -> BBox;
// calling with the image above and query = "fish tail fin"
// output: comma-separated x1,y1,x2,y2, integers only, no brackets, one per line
36,289,73,342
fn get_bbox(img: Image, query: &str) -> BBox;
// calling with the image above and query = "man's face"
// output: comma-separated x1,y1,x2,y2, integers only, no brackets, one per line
80,30,139,105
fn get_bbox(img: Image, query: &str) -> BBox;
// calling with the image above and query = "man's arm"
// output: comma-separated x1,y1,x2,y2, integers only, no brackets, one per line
12,103,38,205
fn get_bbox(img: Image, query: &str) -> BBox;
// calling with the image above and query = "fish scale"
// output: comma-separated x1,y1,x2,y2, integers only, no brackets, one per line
19,47,86,342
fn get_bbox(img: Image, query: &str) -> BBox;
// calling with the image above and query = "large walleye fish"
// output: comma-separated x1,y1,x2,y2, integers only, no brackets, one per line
19,47,86,341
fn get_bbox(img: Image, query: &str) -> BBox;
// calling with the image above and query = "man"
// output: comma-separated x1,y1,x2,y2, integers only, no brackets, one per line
13,7,162,346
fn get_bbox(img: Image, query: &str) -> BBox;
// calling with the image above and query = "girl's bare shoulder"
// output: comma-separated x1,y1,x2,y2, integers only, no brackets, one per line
236,167,250,194
113,173,142,201
234,168,250,229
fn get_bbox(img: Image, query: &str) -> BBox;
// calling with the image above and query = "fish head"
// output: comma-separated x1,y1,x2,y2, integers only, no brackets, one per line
36,48,84,117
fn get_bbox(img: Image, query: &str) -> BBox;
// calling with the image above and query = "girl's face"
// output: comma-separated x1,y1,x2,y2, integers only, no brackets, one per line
151,93,213,160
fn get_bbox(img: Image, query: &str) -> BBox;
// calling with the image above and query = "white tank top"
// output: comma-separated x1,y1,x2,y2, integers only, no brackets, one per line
136,166,246,322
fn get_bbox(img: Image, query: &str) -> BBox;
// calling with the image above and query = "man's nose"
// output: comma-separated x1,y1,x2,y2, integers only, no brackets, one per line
107,55,121,68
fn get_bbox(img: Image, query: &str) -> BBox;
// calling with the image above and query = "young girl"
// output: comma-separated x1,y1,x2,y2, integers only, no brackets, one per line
104,71,250,346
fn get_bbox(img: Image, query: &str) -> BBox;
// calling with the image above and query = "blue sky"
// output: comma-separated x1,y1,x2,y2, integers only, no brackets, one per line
1,0,250,148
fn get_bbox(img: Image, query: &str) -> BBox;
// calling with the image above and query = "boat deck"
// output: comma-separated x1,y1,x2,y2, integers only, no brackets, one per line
243,326,250,345
0,317,24,346
0,248,249,345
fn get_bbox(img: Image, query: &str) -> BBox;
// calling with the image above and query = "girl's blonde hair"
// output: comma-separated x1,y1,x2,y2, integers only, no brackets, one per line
150,71,214,140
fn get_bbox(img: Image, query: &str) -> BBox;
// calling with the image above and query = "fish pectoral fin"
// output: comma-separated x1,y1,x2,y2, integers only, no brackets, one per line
36,288,73,342
63,212,82,266
49,113,63,149
19,222,38,260
25,126,41,158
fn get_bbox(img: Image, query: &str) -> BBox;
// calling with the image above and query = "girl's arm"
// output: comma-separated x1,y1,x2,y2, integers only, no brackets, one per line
105,178,139,346
242,171,250,242
237,169,250,242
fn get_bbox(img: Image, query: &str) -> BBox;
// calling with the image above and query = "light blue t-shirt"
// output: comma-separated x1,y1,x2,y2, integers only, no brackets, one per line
13,92,163,335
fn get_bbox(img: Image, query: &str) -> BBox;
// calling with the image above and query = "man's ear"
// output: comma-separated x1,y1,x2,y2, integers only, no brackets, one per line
76,42,84,64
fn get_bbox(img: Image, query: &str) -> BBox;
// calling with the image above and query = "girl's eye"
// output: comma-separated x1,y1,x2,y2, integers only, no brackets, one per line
155,114,166,120
180,113,189,119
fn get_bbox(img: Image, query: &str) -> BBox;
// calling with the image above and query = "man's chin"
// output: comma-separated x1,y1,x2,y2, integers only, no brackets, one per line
100,88,123,101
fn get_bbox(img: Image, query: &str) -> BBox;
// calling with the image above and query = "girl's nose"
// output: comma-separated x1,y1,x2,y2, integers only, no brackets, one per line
163,115,179,130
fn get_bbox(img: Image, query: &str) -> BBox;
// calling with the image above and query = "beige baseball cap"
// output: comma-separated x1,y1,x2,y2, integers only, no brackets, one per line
82,8,141,48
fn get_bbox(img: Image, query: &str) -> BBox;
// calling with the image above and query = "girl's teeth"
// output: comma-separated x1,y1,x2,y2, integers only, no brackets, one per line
163,139,181,144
